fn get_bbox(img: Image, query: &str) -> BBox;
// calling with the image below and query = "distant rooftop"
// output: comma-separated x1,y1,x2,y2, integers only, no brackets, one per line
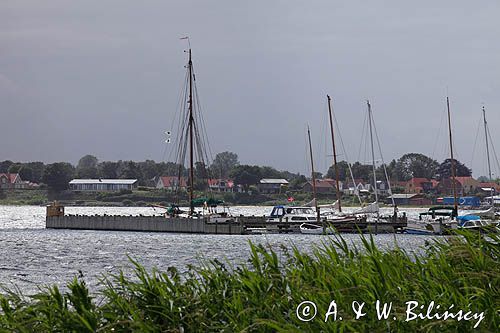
69,179,138,185
259,178,289,184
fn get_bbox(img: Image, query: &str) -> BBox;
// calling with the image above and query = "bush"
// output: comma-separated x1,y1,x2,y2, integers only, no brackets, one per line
0,231,497,331
121,199,133,206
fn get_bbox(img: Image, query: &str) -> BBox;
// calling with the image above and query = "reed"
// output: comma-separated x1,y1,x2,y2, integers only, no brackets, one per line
1,231,498,332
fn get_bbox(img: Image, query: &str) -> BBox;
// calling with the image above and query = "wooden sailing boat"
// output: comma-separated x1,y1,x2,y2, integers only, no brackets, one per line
327,95,342,212
166,42,226,218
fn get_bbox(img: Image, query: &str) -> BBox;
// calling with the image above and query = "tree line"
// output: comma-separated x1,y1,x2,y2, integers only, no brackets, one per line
0,151,483,193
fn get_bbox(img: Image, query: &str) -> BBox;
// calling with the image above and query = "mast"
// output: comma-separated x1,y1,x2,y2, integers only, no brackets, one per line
307,126,320,222
446,97,458,214
483,106,494,207
367,100,379,231
367,101,379,206
188,49,195,215
327,95,342,212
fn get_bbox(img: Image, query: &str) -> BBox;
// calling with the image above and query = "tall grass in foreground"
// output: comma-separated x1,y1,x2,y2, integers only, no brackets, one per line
1,232,499,332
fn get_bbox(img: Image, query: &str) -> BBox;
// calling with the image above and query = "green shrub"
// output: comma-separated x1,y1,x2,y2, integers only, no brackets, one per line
0,231,497,331
121,199,133,206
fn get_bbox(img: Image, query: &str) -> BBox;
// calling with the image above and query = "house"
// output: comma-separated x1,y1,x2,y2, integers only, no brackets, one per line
257,179,289,194
375,180,390,195
0,173,26,189
478,182,500,195
344,179,371,195
207,179,242,193
435,178,464,196
455,177,480,195
69,179,138,191
156,176,187,191
302,179,340,194
386,193,432,206
404,178,437,194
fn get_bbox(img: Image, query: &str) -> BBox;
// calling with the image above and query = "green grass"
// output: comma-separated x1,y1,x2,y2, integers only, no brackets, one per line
1,231,499,332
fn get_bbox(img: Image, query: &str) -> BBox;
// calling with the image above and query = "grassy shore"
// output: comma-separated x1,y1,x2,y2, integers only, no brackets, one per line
0,189,370,207
0,231,498,332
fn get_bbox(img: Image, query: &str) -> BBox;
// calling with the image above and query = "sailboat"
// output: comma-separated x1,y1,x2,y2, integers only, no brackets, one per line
321,95,364,221
407,97,459,235
163,41,231,222
460,106,496,220
300,126,335,234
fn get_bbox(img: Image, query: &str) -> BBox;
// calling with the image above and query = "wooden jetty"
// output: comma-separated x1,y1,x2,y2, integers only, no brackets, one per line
46,203,407,234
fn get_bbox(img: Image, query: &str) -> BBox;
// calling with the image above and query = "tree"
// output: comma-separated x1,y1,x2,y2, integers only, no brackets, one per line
230,165,261,192
77,155,99,179
157,162,186,177
41,163,75,192
0,160,14,173
394,153,439,181
210,151,239,178
119,161,142,180
325,160,350,181
436,158,472,180
350,162,373,182
139,160,159,181
98,161,119,179
77,155,98,169
8,164,34,182
24,162,45,183
289,175,307,190
260,166,282,179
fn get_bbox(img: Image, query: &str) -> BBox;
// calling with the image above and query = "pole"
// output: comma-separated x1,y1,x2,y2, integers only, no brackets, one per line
188,49,194,215
447,97,458,214
483,106,494,207
367,100,379,233
307,126,320,223
327,95,342,212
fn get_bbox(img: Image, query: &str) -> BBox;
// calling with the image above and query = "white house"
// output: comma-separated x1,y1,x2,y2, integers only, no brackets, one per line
69,179,138,191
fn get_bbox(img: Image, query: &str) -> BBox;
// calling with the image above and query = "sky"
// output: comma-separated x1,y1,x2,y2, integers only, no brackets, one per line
1,1,500,177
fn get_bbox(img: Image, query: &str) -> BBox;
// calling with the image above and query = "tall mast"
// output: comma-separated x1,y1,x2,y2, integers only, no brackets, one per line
327,95,342,212
307,126,320,222
188,49,194,215
367,101,379,205
483,106,494,206
446,97,458,213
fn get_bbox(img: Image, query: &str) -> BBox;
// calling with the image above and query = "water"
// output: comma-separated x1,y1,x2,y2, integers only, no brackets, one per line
0,205,437,295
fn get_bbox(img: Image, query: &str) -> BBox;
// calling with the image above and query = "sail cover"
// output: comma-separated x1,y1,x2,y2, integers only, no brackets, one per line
462,206,495,218
355,202,379,214
318,200,340,210
304,198,317,207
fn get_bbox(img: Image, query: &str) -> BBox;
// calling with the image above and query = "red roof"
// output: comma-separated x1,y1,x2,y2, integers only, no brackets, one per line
479,182,500,191
208,179,234,188
0,173,20,184
454,176,475,185
159,176,187,188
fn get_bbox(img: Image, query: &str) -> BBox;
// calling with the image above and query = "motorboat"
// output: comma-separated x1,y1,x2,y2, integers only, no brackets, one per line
267,205,318,223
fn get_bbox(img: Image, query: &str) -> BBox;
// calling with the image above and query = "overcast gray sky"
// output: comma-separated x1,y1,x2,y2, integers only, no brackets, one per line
1,0,499,177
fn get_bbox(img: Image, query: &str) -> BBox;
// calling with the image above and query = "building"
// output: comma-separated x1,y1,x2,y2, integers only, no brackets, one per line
386,193,432,206
0,173,26,189
404,178,437,194
69,179,138,191
344,179,371,195
156,176,187,191
208,179,243,193
455,177,480,195
257,179,289,194
478,182,500,195
435,178,464,196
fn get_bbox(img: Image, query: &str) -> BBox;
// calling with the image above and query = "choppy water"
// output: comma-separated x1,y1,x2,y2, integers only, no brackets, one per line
0,205,439,295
